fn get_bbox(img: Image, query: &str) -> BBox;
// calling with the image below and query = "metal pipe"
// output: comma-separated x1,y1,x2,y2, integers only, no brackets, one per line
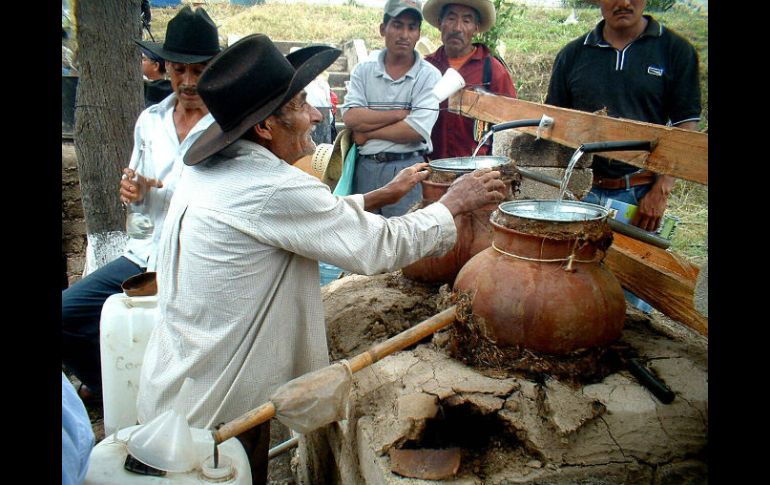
580,140,654,154
490,118,543,133
514,167,671,249
268,436,300,460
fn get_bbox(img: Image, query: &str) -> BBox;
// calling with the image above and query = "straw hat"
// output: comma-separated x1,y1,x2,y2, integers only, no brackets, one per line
293,129,352,192
422,0,497,33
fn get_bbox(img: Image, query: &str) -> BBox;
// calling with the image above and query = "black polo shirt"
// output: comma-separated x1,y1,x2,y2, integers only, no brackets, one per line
545,16,701,178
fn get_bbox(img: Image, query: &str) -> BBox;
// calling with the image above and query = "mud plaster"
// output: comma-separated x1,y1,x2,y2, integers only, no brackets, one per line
304,272,708,485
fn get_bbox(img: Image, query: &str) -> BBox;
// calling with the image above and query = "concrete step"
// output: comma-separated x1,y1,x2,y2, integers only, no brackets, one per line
271,40,349,72
328,71,350,88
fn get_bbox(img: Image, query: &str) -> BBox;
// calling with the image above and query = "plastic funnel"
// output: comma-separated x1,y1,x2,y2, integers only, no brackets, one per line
127,377,198,473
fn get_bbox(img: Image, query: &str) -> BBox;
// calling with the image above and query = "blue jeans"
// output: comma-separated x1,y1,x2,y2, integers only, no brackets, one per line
352,154,424,217
582,183,653,208
62,256,143,391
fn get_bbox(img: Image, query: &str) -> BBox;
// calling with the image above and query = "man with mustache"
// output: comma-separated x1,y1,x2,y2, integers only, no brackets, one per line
423,0,517,159
343,0,442,216
546,0,701,233
62,6,220,403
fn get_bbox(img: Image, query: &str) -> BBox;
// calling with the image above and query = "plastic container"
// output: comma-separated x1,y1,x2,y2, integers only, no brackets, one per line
100,293,159,436
84,425,252,484
319,261,343,286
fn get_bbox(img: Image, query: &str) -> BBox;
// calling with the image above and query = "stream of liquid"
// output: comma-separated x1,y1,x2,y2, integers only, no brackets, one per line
557,147,584,205
470,130,494,159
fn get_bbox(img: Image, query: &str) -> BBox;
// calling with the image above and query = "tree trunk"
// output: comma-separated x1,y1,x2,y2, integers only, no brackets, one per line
74,0,143,270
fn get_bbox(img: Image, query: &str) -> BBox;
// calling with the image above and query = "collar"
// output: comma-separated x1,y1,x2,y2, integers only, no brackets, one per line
433,43,491,63
584,15,663,47
375,48,423,80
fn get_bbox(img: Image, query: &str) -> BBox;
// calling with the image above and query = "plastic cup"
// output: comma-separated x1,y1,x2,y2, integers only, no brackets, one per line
432,68,465,103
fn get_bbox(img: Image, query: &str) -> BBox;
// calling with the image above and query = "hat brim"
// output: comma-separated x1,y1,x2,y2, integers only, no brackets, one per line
184,46,341,166
135,40,219,65
423,0,496,33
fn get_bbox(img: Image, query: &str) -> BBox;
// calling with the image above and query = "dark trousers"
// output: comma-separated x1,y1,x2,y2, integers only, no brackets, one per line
236,421,271,485
62,256,144,391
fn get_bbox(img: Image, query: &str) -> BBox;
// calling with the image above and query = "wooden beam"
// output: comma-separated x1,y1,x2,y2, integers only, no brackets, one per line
604,232,708,337
449,90,708,185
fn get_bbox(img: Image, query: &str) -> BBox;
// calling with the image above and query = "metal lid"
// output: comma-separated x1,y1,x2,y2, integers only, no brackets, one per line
429,156,509,173
499,200,609,222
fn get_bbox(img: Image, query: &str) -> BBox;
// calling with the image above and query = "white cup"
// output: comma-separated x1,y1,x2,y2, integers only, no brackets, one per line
432,67,465,103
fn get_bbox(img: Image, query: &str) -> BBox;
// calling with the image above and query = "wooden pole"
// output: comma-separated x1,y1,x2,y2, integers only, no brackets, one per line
212,306,457,443
449,90,708,185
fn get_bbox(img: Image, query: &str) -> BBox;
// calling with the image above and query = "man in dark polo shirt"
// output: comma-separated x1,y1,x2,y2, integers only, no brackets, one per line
545,0,701,232
423,0,517,160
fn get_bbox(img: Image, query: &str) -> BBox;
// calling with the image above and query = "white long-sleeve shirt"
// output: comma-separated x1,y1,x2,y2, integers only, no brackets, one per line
137,140,457,428
123,93,214,270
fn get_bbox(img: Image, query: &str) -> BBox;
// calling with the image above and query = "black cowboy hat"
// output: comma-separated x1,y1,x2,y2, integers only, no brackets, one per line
135,5,220,65
184,34,341,166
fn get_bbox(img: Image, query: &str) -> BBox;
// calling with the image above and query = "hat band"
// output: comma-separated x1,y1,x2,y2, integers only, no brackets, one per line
162,42,221,56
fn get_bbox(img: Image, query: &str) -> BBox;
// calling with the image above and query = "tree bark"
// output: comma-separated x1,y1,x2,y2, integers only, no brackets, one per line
74,0,143,257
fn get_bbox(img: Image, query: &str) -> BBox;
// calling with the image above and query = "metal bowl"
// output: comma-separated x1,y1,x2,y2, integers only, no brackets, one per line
429,156,510,173
499,200,609,222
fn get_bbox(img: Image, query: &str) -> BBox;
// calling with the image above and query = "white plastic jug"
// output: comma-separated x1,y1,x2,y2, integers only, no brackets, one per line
99,292,159,436
84,425,252,484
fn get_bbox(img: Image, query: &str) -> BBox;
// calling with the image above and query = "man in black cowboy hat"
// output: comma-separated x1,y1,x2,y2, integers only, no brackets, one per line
136,34,505,483
62,5,221,404
140,47,173,107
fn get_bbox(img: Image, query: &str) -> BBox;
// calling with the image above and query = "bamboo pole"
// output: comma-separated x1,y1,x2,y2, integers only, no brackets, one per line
213,306,457,444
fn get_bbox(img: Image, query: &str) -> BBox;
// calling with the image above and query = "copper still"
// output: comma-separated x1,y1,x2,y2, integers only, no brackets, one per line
402,157,519,285
453,200,626,354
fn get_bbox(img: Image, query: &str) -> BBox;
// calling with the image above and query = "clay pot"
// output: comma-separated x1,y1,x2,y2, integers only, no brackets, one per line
453,200,625,354
401,157,518,285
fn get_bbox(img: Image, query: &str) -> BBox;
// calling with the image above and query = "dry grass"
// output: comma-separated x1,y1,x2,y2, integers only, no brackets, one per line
147,2,707,264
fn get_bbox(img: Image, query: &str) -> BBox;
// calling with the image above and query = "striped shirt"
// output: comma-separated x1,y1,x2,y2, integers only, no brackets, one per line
343,49,442,155
137,140,456,428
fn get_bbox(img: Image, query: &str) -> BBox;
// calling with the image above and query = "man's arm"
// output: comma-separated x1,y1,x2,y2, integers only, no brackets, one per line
363,162,429,211
352,120,424,145
634,120,699,231
342,107,409,133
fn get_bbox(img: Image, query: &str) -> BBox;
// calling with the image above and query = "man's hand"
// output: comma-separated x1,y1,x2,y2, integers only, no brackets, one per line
363,162,430,211
633,174,675,232
120,167,163,204
352,130,368,145
438,168,506,216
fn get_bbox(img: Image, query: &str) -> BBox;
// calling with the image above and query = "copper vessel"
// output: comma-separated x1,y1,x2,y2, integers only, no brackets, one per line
453,200,625,354
402,157,518,285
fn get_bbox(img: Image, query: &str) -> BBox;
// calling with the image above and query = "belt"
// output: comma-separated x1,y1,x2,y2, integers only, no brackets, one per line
362,150,426,163
592,170,656,190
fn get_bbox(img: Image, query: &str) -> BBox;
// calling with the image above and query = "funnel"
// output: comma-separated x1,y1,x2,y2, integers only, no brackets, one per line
127,377,198,473
432,67,465,102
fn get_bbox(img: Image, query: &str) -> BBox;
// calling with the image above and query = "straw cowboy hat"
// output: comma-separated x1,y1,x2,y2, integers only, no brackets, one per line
422,0,497,33
184,34,341,166
293,129,353,192
135,6,220,64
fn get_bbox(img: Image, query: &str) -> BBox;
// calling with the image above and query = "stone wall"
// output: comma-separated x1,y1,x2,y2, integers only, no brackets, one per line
62,142,87,286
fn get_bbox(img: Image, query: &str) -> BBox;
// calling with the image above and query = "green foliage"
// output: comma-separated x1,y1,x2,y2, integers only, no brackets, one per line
475,0,516,57
565,0,675,10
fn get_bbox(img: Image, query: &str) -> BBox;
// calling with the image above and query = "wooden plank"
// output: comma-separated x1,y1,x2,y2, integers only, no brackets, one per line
604,232,708,336
449,90,708,185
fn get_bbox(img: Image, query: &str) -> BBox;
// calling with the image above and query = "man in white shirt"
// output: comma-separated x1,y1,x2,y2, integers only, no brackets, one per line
61,6,220,403
136,34,505,483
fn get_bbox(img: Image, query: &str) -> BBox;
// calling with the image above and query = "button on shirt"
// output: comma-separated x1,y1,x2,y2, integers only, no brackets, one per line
137,140,457,428
343,49,442,155
123,94,214,270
